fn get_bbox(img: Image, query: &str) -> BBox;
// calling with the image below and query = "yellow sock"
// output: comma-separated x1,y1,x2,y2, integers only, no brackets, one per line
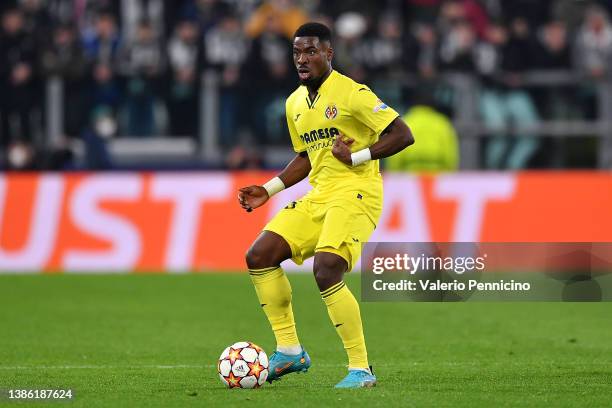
321,281,369,369
249,267,300,348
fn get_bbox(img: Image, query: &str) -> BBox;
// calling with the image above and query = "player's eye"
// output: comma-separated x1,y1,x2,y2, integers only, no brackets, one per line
308,50,316,56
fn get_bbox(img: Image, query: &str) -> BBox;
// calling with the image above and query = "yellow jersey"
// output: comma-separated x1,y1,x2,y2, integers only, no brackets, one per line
285,70,399,224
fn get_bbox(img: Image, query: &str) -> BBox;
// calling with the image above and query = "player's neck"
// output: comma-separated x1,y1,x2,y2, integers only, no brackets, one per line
307,68,332,98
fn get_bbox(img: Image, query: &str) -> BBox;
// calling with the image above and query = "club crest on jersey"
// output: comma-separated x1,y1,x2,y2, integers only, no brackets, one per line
324,104,338,119
373,99,388,112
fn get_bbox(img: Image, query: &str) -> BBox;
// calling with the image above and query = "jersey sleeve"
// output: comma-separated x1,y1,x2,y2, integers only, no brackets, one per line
349,86,399,136
286,98,306,153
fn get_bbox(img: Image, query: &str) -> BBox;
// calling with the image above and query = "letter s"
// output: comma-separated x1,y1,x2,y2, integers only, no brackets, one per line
63,175,142,271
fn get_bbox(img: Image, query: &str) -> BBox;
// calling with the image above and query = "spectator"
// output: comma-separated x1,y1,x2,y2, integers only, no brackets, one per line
352,12,413,110
413,22,438,78
195,0,233,34
0,0,608,169
203,14,248,146
20,0,52,42
82,11,120,64
244,0,308,40
533,20,573,120
385,90,459,172
40,23,88,138
574,5,612,79
459,0,489,39
166,18,201,137
87,64,122,121
119,0,166,43
476,19,540,169
242,13,293,144
534,20,571,69
83,12,122,126
438,19,477,71
437,0,488,39
58,1,120,36
0,7,38,168
119,19,165,136
333,11,368,83
498,0,552,32
352,13,406,82
47,0,74,24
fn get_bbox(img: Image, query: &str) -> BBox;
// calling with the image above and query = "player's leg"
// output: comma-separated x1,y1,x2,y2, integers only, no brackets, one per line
247,201,319,382
314,206,376,388
314,251,373,375
246,231,301,355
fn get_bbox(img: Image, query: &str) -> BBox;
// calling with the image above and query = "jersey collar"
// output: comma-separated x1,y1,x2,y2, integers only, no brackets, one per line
302,69,337,96
317,69,337,95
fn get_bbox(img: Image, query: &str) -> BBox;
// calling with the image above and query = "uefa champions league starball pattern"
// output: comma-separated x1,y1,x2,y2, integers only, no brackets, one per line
218,342,269,388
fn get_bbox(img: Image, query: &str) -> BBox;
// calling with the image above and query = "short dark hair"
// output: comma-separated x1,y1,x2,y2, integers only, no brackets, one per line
294,22,332,43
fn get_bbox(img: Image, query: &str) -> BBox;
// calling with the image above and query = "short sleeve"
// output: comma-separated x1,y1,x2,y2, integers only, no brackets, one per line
286,99,306,153
349,86,399,135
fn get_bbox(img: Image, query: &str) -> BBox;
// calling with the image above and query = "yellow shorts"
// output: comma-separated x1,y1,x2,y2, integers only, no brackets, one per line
264,197,376,271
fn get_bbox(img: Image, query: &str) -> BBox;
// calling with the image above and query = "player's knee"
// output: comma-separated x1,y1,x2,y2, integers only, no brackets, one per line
245,241,285,269
245,244,268,269
313,253,346,291
246,232,292,269
314,271,336,291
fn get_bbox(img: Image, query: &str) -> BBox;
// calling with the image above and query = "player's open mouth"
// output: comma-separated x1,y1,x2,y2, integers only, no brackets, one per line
298,68,311,80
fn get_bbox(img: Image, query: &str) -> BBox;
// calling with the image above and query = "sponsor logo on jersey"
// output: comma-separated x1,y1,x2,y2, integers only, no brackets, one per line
324,104,338,119
299,127,339,144
299,127,340,153
373,99,388,112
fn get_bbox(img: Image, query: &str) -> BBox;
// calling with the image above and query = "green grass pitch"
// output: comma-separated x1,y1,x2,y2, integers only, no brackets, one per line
0,274,611,407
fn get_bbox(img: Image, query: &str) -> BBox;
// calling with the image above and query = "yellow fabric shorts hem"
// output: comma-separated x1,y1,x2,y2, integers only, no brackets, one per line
315,246,352,271
263,197,376,271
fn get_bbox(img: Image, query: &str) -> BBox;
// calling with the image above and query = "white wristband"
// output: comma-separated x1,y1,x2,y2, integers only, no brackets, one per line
351,148,372,166
263,176,285,197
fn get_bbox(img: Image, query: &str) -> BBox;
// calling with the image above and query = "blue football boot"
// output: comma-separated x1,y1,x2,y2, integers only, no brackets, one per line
266,349,311,383
335,367,377,388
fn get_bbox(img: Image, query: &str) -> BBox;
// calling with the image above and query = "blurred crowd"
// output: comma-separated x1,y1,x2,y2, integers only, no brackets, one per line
1,0,612,170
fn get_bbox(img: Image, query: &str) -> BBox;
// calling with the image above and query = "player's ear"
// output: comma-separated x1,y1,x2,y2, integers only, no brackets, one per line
326,46,334,63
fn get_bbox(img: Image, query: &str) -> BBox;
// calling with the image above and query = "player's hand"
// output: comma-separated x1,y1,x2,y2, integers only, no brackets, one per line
332,134,354,165
238,185,269,212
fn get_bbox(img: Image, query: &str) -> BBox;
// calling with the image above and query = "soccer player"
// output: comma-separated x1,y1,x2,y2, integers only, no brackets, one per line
238,22,413,388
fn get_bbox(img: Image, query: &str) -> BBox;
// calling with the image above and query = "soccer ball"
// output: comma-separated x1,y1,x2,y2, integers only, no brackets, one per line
218,341,269,388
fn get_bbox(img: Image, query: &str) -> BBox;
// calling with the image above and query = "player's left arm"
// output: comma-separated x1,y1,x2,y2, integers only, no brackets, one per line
369,117,414,159
332,117,414,165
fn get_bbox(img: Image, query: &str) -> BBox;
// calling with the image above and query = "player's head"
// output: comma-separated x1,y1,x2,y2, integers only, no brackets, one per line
293,22,333,86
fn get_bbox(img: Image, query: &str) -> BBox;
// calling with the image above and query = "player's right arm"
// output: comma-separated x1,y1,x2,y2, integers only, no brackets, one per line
238,152,310,212
278,151,311,187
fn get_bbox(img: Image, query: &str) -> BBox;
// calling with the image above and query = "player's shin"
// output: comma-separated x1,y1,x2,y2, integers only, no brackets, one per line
321,281,369,370
249,267,301,354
